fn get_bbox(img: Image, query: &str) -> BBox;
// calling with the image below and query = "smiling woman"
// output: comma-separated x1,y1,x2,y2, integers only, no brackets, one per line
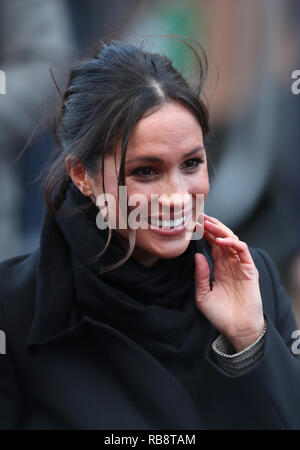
0,39,300,430
50,38,210,271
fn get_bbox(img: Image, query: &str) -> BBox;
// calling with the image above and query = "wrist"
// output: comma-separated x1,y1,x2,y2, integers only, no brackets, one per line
226,318,266,352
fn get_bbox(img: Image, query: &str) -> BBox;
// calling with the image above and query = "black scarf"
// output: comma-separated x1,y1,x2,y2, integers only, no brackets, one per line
28,182,215,408
52,182,210,349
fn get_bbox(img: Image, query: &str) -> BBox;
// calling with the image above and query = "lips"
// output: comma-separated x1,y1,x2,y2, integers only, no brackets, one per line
143,210,193,237
147,210,193,229
148,216,186,229
147,209,193,222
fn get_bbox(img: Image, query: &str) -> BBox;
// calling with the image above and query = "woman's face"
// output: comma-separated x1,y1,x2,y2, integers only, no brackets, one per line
89,101,210,267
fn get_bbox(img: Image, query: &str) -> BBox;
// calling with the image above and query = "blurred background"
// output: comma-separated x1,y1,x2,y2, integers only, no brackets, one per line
0,0,300,324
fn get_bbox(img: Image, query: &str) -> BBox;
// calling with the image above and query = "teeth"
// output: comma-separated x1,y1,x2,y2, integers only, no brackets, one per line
150,216,186,228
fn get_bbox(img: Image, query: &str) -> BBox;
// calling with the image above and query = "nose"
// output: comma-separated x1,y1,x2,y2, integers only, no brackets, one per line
158,175,192,217
159,194,192,219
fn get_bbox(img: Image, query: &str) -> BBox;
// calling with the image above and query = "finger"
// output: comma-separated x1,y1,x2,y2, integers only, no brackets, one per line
204,220,237,239
215,237,254,264
194,253,211,302
228,248,240,260
204,214,234,232
203,228,225,260
204,214,224,225
203,213,216,221
203,228,217,246
204,215,237,238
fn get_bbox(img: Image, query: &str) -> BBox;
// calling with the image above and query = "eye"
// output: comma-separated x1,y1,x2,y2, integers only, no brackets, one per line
182,157,205,170
131,166,157,178
130,157,205,179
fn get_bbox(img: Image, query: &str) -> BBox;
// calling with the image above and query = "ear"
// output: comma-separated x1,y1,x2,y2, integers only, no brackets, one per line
65,155,93,196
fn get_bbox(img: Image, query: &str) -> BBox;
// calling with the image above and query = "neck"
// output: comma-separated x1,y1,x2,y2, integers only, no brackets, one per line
113,231,160,269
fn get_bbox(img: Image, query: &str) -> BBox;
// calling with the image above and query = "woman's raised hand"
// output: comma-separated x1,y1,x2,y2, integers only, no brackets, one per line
194,214,265,352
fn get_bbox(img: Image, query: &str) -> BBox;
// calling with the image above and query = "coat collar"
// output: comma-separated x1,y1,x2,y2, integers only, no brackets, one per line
27,208,214,350
26,210,79,349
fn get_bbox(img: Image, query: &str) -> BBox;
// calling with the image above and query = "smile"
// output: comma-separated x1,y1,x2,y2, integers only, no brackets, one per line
147,215,186,229
142,211,193,237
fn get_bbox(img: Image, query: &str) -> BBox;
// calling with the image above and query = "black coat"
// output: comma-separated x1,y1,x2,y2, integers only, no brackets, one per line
1,208,300,429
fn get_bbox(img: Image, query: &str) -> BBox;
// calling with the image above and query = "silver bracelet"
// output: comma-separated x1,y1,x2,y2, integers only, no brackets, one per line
212,318,267,358
211,317,267,376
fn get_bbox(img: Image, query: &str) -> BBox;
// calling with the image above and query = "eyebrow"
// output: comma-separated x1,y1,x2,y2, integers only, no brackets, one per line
125,146,205,164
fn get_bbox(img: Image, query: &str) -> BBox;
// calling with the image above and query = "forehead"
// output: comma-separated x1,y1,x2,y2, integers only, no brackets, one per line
125,101,204,158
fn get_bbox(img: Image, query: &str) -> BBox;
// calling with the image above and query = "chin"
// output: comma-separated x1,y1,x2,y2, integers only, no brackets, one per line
136,235,191,260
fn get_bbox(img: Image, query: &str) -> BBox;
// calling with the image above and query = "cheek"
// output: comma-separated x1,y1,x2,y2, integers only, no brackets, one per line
197,164,210,195
126,182,152,218
188,171,210,196
202,175,210,201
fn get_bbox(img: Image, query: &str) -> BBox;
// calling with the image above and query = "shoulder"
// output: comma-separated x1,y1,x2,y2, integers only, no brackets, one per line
0,251,38,298
248,246,293,328
248,246,282,296
249,246,277,278
0,250,38,337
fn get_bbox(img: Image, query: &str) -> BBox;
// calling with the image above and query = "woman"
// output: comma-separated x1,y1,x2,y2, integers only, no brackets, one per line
0,39,299,430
